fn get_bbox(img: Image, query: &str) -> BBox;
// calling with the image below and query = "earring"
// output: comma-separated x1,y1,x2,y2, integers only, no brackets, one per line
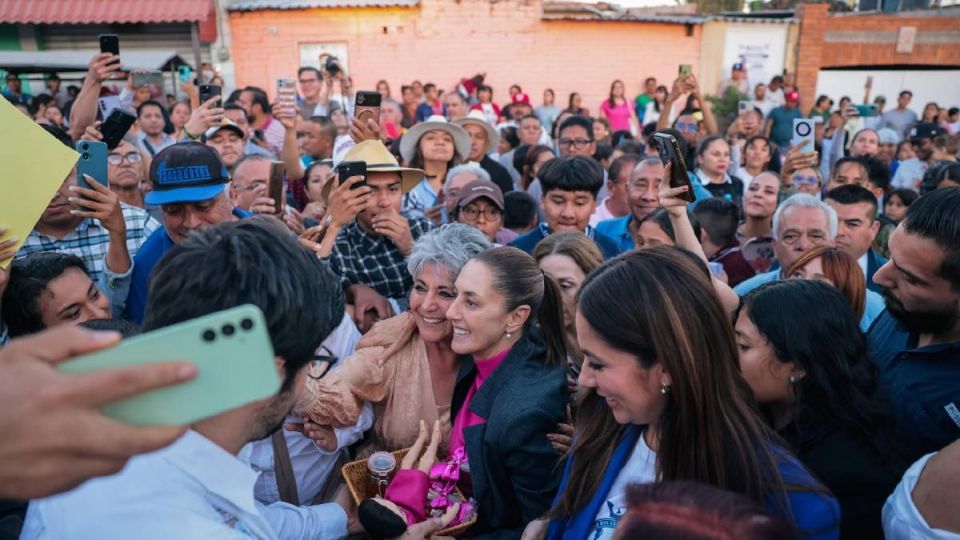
660,383,671,395
789,375,798,384
505,331,513,339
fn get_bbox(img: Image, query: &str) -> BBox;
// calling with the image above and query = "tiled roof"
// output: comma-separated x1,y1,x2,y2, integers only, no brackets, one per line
0,0,213,24
227,0,419,11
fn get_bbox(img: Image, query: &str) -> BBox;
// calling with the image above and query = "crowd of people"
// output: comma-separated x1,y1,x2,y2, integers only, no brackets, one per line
1,51,959,540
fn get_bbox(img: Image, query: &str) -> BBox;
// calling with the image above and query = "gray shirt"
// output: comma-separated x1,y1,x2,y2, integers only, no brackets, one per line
881,108,918,139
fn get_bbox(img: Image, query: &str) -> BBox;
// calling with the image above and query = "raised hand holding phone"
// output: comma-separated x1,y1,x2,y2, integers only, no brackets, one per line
0,325,196,499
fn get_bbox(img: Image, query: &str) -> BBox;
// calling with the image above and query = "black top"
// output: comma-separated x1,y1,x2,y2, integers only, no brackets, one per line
451,330,568,539
779,410,902,540
480,155,516,195
701,176,744,204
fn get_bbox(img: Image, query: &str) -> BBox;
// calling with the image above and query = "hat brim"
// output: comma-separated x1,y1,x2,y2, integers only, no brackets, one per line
457,192,503,210
145,184,226,205
205,125,245,139
399,121,471,164
452,118,499,154
320,165,425,203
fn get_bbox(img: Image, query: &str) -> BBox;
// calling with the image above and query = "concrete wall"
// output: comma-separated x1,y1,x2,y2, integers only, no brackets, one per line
795,3,960,112
227,0,702,112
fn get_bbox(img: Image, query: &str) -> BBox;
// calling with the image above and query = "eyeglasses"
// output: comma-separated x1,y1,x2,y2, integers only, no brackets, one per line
675,122,698,132
558,138,593,149
299,78,319,85
792,175,819,186
107,152,143,166
460,205,502,221
308,345,338,380
780,230,828,246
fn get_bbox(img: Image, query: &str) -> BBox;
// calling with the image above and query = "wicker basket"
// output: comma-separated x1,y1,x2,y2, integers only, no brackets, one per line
341,448,477,537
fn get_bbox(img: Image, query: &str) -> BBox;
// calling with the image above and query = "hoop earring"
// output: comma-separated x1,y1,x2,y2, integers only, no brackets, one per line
660,383,671,395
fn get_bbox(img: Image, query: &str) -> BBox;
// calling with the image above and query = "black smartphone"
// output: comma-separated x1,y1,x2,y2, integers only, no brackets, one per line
100,109,137,150
652,133,694,203
99,34,119,65
268,161,285,216
337,160,367,190
354,91,382,125
199,84,222,106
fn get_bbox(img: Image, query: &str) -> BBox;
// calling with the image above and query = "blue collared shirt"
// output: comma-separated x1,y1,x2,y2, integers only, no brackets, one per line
868,310,960,457
510,223,621,259
736,270,884,333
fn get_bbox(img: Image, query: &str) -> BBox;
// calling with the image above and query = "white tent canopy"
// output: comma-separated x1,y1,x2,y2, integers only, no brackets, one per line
0,50,189,73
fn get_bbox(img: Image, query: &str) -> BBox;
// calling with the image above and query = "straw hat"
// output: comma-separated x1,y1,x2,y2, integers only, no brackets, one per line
400,115,471,164
320,140,425,202
452,110,500,154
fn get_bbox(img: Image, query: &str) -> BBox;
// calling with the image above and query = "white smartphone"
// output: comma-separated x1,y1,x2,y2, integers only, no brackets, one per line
792,119,815,154
97,96,122,119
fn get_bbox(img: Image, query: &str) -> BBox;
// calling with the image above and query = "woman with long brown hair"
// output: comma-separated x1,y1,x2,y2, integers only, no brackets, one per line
524,247,839,540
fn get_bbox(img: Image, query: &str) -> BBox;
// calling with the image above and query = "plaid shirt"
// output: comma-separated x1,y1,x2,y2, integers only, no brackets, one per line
16,203,160,284
325,217,433,300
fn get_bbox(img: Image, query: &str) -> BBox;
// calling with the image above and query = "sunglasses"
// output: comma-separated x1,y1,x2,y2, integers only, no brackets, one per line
793,175,819,186
675,122,698,132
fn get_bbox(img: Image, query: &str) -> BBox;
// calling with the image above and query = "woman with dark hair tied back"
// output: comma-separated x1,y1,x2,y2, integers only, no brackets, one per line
445,246,568,536
613,481,798,540
735,279,911,539
525,247,839,540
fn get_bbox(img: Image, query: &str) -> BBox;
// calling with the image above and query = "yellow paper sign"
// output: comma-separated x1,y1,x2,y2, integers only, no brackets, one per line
0,98,79,269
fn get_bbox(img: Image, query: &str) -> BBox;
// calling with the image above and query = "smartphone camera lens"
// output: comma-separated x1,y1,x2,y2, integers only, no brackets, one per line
80,143,88,150
202,329,216,342
82,153,89,160
240,318,254,331
222,324,235,336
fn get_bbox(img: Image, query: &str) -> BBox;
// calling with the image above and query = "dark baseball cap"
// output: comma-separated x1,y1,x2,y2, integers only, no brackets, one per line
457,179,504,210
146,142,230,205
909,122,942,141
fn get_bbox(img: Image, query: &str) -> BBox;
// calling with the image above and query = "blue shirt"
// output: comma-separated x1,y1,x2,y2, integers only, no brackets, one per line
735,270,884,333
547,426,840,540
594,174,713,252
124,208,251,325
510,223,621,260
868,310,960,457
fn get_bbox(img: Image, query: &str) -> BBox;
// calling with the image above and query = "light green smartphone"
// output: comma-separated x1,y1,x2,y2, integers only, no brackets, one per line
58,305,280,427
679,64,693,77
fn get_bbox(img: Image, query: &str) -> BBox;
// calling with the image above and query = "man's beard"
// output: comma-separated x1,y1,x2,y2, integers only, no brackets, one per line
882,288,958,335
249,389,297,443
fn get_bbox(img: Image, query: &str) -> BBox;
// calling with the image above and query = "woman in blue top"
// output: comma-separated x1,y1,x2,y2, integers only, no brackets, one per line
523,247,840,540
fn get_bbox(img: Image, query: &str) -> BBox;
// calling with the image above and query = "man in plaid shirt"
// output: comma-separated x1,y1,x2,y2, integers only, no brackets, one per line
16,203,159,284
322,140,434,331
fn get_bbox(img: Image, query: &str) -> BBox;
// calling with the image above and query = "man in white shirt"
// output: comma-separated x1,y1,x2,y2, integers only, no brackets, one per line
22,217,358,540
239,313,374,506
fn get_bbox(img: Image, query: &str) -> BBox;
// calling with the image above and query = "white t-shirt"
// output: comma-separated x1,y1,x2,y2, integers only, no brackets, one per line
589,434,657,540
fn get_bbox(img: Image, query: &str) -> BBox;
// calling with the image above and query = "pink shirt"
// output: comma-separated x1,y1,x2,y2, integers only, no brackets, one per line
600,99,635,133
448,347,511,454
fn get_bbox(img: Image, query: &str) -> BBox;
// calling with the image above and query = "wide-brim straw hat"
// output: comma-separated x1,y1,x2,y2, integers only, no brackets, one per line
321,140,425,202
452,110,500,154
400,115,471,164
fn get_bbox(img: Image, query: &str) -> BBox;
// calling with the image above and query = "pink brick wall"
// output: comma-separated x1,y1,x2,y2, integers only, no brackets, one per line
227,0,703,114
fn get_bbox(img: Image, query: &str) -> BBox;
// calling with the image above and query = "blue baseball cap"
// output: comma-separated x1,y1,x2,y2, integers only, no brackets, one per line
146,141,230,205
